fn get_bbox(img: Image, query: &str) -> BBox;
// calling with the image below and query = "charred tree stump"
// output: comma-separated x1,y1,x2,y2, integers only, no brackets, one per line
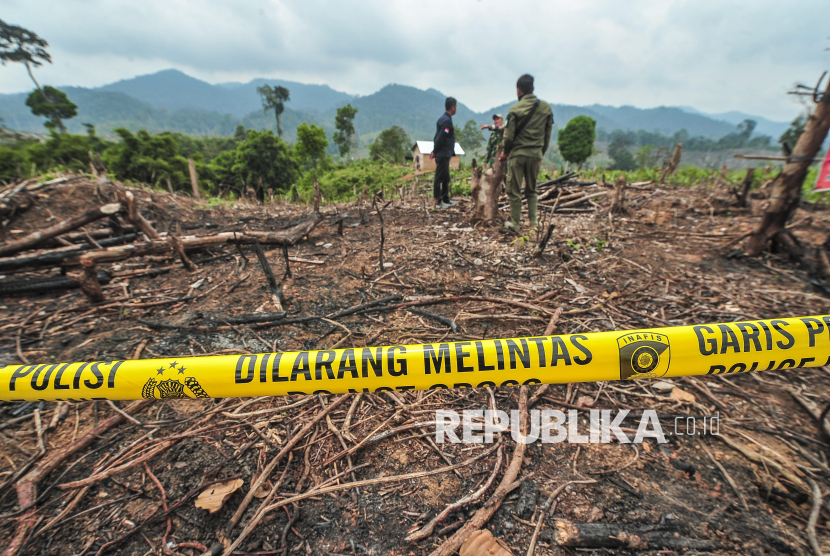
732,167,755,207
659,142,682,183
553,520,717,551
471,147,505,224
73,259,105,302
610,175,627,214
747,76,830,255
0,202,122,257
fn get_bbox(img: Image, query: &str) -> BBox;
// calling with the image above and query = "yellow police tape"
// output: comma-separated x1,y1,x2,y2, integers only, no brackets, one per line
3,315,830,402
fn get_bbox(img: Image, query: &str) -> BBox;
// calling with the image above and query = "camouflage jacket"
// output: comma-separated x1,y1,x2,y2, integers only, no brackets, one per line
483,123,505,165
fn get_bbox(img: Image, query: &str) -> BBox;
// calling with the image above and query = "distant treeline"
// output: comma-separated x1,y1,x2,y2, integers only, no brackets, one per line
596,119,772,151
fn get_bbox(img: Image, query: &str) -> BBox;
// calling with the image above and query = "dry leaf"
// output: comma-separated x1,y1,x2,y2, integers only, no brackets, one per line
250,474,271,499
575,395,595,408
564,278,588,294
670,387,696,403
651,380,674,392
460,529,515,556
195,478,244,513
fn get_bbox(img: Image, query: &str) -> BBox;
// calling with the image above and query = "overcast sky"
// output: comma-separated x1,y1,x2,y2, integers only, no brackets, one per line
1,0,827,121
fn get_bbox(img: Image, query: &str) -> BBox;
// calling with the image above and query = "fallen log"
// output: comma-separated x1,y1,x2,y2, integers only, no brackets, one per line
553,520,717,551
536,171,577,190
64,215,321,266
41,226,136,247
0,233,140,273
0,270,112,297
0,203,122,257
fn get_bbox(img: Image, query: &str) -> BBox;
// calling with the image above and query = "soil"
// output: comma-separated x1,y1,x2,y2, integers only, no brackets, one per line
1,173,830,556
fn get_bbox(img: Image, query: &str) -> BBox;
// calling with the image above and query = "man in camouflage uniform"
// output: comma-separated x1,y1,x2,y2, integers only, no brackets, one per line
501,74,554,231
480,113,506,168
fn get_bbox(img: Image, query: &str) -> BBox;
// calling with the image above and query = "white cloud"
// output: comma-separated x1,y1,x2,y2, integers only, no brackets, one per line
1,0,827,121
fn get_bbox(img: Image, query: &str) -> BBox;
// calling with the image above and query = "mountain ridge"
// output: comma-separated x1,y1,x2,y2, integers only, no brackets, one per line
0,69,791,142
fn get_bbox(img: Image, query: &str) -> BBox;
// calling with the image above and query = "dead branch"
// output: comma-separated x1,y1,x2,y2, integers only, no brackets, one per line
527,480,598,556
407,445,504,541
119,190,160,241
1,400,152,556
532,224,555,258
553,519,717,551
74,215,323,266
222,444,499,556
169,234,196,271
732,168,755,208
0,202,121,257
429,386,529,556
227,394,351,532
253,240,285,310
407,307,457,332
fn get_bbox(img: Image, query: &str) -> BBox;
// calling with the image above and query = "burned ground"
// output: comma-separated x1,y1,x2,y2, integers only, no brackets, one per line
1,173,830,556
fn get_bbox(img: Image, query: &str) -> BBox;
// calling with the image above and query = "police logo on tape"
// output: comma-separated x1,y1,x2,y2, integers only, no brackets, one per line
617,332,671,380
141,362,209,399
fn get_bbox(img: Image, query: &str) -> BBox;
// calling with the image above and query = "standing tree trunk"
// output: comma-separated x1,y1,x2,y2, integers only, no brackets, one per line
24,61,64,133
659,143,683,183
187,158,200,199
313,178,322,213
471,147,505,224
747,78,830,256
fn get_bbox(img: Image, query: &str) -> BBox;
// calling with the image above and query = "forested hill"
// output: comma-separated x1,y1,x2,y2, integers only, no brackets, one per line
0,69,789,141
101,69,356,116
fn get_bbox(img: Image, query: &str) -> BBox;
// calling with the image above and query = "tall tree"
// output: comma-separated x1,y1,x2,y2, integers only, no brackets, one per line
557,116,596,169
0,19,51,92
296,122,329,170
256,85,290,138
369,126,410,164
607,134,637,171
333,104,358,158
25,86,76,133
232,130,299,195
457,120,484,154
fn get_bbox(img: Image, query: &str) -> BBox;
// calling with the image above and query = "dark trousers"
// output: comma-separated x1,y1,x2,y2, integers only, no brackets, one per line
433,156,451,203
